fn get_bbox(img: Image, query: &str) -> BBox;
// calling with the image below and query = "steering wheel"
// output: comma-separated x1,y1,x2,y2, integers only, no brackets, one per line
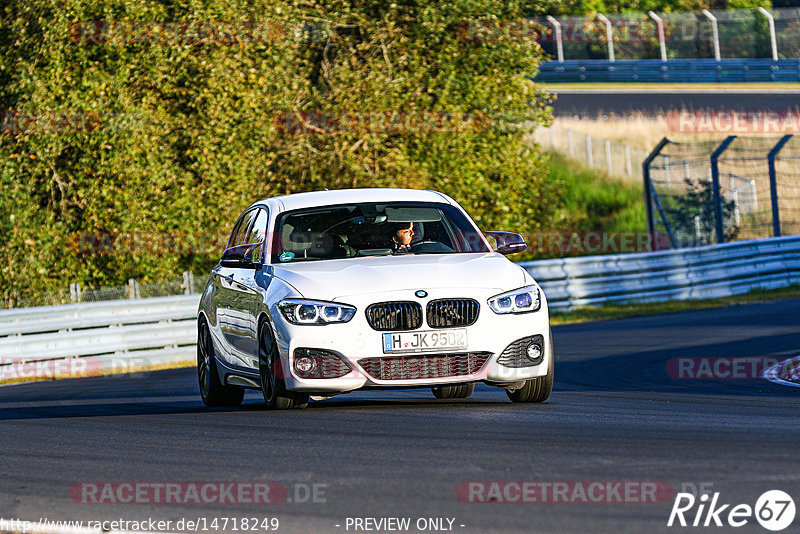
409,240,453,253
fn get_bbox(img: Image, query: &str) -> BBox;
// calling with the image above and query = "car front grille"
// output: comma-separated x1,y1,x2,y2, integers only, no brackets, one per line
426,298,480,328
358,352,490,381
497,335,544,368
366,302,423,331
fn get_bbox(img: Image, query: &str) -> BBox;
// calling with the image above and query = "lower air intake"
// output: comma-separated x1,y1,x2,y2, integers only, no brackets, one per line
358,352,490,381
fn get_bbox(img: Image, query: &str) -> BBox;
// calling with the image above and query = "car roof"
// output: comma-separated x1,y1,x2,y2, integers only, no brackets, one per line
254,188,454,213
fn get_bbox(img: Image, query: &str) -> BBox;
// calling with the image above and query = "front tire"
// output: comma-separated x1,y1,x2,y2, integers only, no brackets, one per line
507,330,554,404
432,383,475,399
258,322,309,410
197,318,245,407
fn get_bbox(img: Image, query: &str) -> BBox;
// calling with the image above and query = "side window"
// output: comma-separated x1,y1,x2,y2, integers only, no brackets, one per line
245,208,269,262
227,209,259,249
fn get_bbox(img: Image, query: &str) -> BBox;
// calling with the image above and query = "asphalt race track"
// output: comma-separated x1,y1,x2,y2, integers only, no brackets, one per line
550,90,800,116
1,300,798,533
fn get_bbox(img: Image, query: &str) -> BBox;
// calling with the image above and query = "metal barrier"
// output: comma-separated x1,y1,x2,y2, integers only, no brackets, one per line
535,58,800,83
522,234,800,309
1,236,799,379
0,295,199,381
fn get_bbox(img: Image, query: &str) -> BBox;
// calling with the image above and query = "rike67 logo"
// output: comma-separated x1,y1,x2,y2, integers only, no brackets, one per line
668,490,795,531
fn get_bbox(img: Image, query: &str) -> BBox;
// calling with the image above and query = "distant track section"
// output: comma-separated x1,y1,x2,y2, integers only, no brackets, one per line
550,89,800,116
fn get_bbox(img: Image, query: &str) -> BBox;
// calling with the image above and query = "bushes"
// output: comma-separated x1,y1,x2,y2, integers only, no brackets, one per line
0,0,557,305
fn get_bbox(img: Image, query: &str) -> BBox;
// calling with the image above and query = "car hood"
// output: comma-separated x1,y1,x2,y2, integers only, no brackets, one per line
269,253,528,301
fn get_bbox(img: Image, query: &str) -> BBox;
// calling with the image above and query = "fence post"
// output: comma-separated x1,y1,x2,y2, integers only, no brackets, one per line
183,271,195,295
730,173,740,226
625,145,632,176
69,282,81,303
605,139,612,175
758,7,779,61
568,129,574,156
710,136,737,244
586,135,593,167
643,137,671,242
648,11,668,62
128,278,140,299
596,14,615,62
768,134,792,237
546,16,564,62
702,9,721,61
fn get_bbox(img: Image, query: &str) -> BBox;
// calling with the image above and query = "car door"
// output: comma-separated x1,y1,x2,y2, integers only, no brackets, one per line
228,207,271,370
214,208,260,368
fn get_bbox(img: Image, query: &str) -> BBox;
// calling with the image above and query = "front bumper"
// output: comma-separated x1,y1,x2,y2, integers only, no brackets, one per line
272,287,552,393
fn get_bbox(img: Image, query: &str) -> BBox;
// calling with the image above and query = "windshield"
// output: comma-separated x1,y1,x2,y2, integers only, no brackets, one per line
271,201,490,263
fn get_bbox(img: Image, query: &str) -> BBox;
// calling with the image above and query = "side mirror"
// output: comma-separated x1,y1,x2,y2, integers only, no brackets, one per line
220,244,260,267
484,231,527,255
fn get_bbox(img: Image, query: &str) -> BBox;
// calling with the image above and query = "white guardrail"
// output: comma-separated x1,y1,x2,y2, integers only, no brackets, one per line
522,234,800,309
0,295,199,382
1,235,799,382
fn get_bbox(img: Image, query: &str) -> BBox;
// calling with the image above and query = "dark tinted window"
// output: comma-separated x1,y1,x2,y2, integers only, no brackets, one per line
227,209,259,249
271,202,489,263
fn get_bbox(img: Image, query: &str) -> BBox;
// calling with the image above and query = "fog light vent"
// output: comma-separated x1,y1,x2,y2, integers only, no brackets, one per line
293,348,351,379
497,335,545,368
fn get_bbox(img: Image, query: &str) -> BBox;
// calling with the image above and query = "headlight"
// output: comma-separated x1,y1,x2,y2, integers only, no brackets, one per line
488,285,541,314
278,299,356,325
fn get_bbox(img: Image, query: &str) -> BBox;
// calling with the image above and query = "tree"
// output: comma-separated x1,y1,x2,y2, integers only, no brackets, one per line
0,0,558,305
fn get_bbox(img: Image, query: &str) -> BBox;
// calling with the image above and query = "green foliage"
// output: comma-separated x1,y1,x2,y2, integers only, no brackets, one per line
547,152,646,233
0,0,557,305
662,178,740,245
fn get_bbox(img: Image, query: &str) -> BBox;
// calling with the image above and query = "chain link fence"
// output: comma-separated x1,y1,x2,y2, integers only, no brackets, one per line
645,135,800,248
537,7,800,61
535,123,650,182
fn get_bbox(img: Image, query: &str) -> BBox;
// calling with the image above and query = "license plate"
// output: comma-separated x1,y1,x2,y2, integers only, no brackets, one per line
382,329,467,354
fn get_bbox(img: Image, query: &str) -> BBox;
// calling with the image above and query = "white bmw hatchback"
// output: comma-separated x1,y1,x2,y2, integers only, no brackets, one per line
197,188,553,409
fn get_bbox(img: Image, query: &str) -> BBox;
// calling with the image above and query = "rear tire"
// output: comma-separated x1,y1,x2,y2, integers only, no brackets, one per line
258,322,309,410
432,382,475,399
197,318,245,407
507,329,554,404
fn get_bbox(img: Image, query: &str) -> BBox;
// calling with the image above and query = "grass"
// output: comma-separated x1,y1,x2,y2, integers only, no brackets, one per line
547,151,646,235
550,284,800,325
553,114,722,149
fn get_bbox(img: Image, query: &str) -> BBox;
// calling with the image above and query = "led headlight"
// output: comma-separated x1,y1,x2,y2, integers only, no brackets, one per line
278,299,356,325
488,285,541,314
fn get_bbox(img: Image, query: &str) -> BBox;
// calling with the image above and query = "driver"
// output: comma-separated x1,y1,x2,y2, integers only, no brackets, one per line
389,222,414,252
